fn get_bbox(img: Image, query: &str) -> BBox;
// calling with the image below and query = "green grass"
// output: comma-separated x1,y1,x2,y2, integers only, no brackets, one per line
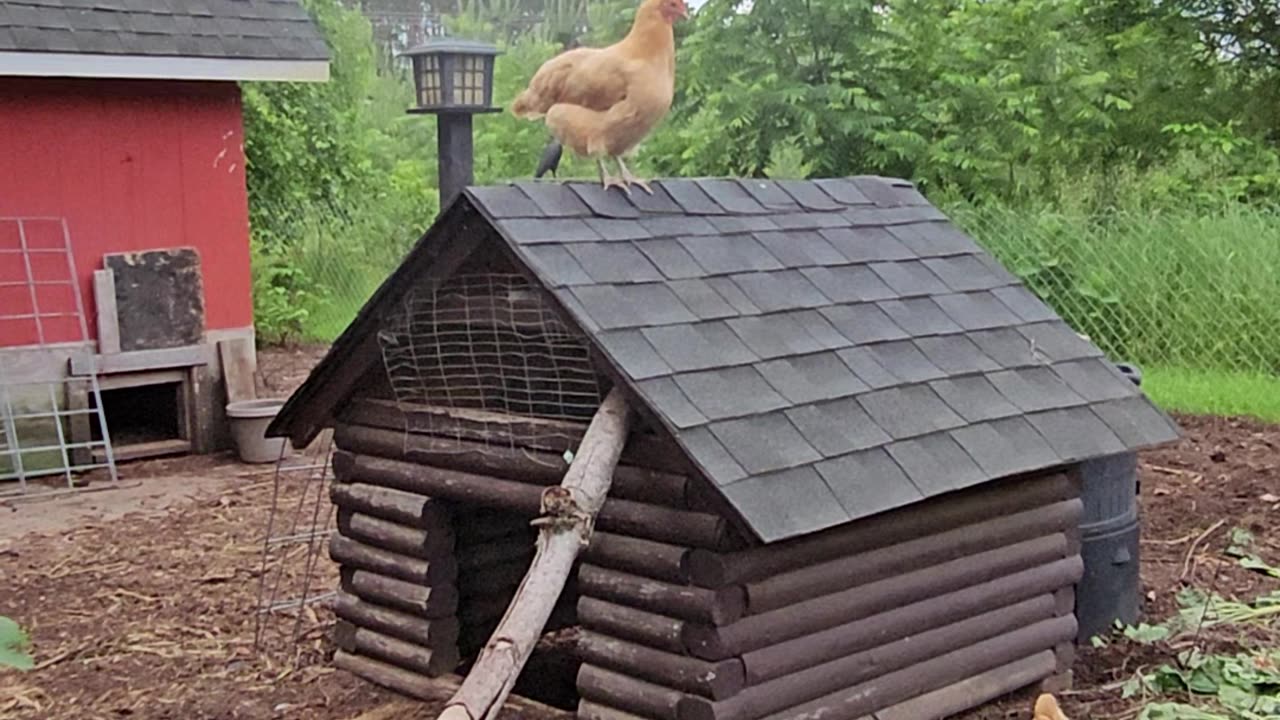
1143,366,1280,423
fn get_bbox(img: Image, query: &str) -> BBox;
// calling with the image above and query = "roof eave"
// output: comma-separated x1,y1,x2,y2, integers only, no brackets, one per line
0,51,330,82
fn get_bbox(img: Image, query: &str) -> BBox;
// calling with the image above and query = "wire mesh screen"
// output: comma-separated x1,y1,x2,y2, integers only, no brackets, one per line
378,273,604,457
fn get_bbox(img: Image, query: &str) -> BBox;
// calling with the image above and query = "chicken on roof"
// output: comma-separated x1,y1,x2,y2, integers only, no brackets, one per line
512,0,690,193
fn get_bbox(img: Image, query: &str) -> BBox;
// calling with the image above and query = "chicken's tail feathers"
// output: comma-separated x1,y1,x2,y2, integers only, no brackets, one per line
1034,694,1069,720
535,141,563,179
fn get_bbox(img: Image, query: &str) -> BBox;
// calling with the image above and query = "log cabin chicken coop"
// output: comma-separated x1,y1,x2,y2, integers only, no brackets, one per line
267,176,1179,720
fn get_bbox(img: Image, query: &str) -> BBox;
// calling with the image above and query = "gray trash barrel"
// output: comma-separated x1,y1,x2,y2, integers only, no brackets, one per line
1075,362,1142,641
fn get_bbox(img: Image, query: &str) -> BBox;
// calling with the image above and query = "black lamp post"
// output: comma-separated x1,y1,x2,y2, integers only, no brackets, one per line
402,37,502,210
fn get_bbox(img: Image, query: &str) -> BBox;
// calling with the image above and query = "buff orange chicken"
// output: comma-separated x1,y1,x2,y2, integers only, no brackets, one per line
1034,694,1070,720
512,0,689,193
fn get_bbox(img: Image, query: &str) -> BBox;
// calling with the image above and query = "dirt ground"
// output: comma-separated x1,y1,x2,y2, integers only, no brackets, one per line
2,344,1278,720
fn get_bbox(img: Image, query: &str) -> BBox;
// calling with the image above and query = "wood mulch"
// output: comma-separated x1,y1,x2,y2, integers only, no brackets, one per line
1,344,1277,719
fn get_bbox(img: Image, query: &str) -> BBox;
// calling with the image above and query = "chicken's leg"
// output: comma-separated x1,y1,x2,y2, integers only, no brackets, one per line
616,157,653,194
598,158,629,193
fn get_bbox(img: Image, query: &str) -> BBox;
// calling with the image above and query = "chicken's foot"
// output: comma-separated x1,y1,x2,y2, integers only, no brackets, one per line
616,157,653,194
598,158,629,193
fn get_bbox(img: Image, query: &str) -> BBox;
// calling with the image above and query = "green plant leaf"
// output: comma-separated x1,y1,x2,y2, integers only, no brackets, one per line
0,616,33,671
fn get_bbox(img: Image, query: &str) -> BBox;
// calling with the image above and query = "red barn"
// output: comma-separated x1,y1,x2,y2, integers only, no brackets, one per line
0,0,329,468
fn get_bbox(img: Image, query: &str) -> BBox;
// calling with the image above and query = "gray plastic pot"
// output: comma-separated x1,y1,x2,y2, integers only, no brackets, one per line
226,399,287,464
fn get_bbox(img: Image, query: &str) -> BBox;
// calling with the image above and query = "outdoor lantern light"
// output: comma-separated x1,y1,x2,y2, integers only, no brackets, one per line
402,37,502,210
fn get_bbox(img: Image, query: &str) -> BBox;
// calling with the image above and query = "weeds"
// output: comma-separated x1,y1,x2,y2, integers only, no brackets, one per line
0,616,33,670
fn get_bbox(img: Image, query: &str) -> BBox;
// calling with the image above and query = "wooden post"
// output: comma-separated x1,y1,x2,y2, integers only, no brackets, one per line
438,387,632,720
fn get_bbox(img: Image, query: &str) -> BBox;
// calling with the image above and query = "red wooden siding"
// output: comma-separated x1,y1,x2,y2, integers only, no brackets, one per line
0,77,253,348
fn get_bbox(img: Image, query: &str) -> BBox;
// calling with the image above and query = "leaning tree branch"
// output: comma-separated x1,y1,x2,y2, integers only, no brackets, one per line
437,387,633,720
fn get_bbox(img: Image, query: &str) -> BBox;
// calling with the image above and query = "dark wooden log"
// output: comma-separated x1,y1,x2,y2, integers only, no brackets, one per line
340,398,690,475
341,567,458,618
578,663,686,720
335,620,461,676
579,565,745,626
458,535,535,572
685,472,1077,587
335,451,732,549
757,616,1078,720
744,499,1082,614
337,509,456,560
330,481,452,529
679,601,1072,720
1054,586,1075,617
578,700,657,720
742,556,1084,683
584,532,691,584
578,631,745,700
333,591,460,649
330,534,458,586
682,533,1068,660
336,420,691,507
577,597,692,655
872,651,1057,720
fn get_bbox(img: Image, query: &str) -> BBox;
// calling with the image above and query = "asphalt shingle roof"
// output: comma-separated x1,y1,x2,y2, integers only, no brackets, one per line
465,176,1180,542
0,0,328,61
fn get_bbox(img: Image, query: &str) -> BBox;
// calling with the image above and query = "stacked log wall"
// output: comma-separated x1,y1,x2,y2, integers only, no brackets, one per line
574,470,1085,720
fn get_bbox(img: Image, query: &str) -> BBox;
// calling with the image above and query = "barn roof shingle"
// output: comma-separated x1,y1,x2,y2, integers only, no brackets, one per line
271,176,1180,543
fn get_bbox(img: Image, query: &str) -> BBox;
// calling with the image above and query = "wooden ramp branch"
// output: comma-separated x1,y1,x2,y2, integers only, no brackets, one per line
437,387,633,720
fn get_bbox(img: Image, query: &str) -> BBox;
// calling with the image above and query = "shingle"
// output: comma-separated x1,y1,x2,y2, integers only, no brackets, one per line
800,265,897,303
949,417,1059,479
1052,358,1139,403
757,352,869,404
515,182,591,217
667,278,739,320
728,314,824,359
707,278,763,315
851,176,906,207
570,184,641,219
813,178,873,205
1018,321,1103,361
819,304,910,345
787,398,892,457
628,184,683,214
988,366,1086,412
570,284,696,329
923,255,1011,292
969,327,1037,368
876,298,962,337
552,289,599,333
594,329,671,380
659,179,726,215
677,234,782,275
673,366,789,420
869,261,951,297
680,427,748,486
636,377,709,429
891,184,931,206
753,231,846,267
584,218,651,241
836,347,901,389
867,340,947,383
929,375,1022,423
886,432,985,495
816,448,922,518
888,222,982,256
992,285,1059,323
845,206,948,226
730,270,828,312
766,212,850,230
468,185,543,218
634,239,706,280
974,253,1024,286
820,227,915,263
720,468,849,543
708,215,778,233
737,179,800,211
789,309,849,350
709,413,821,474
523,245,593,287
695,179,769,214
498,217,600,244
642,322,756,372
641,215,719,238
857,385,965,440
1090,397,1180,449
934,291,1023,330
776,180,845,211
913,334,1000,375
1027,408,1126,462
566,243,663,283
